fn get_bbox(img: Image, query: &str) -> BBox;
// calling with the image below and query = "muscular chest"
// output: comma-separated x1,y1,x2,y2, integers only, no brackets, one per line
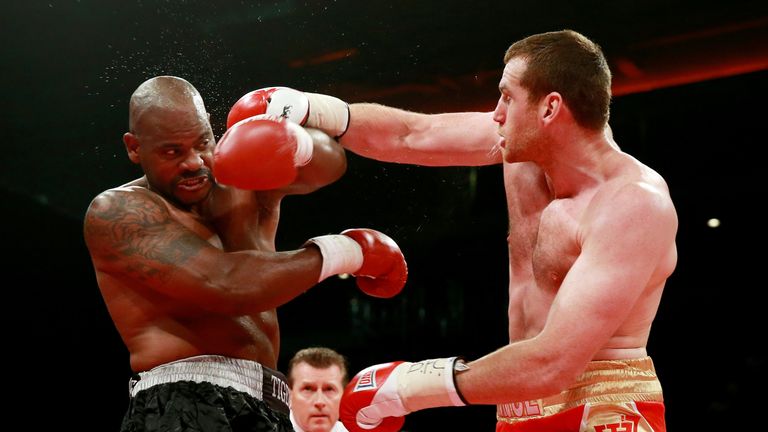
530,201,581,290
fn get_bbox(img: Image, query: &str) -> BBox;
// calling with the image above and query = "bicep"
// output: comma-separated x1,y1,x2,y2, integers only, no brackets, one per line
85,191,225,303
544,249,648,360
541,187,677,359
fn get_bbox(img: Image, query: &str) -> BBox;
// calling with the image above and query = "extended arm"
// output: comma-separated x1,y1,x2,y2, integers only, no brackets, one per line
339,104,501,167
228,86,503,167
84,189,408,316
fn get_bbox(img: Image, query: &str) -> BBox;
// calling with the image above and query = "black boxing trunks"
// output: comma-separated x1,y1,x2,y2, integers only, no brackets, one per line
496,357,665,432
120,355,293,432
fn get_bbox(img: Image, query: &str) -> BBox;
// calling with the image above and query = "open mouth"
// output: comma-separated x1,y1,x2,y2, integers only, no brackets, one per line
177,176,209,191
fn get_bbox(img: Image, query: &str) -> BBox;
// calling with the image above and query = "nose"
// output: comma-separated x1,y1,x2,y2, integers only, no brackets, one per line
492,98,506,125
312,391,328,407
181,150,204,171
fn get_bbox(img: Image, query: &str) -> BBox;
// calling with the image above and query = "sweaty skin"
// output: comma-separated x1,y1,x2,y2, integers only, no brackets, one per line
84,76,346,372
87,182,284,371
336,58,677,404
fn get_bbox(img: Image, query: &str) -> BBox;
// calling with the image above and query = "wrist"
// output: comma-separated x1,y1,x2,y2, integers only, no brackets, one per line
304,92,350,139
305,235,363,282
398,356,468,412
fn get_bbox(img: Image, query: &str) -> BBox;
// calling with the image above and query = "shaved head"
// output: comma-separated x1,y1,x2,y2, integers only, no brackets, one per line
121,75,216,207
128,76,207,134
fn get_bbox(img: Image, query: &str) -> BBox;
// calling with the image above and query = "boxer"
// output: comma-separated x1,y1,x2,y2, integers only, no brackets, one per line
250,29,676,432
83,76,406,432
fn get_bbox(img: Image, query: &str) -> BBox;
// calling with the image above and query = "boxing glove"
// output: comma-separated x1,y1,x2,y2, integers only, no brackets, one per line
213,115,313,190
305,228,407,298
340,358,467,432
227,87,349,138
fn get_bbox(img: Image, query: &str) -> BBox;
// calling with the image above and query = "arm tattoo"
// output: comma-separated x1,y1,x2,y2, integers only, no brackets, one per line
86,192,201,283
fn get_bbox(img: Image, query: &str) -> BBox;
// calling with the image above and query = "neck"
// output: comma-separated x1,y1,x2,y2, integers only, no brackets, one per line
290,411,306,432
537,129,617,198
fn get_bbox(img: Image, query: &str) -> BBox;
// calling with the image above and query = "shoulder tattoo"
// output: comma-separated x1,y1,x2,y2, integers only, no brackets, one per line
85,192,200,276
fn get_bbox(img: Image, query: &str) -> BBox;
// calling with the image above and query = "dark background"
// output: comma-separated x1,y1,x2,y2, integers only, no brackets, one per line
3,1,767,430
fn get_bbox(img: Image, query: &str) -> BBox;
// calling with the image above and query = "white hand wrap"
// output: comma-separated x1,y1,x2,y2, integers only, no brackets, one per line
306,235,363,282
305,92,350,138
397,357,467,412
356,357,466,428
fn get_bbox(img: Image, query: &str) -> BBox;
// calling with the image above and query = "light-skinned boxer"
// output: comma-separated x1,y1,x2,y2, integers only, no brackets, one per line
250,29,676,432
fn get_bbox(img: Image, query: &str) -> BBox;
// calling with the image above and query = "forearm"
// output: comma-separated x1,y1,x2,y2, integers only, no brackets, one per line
458,338,582,404
341,104,502,166
340,335,591,432
338,103,416,160
180,246,323,314
196,227,407,313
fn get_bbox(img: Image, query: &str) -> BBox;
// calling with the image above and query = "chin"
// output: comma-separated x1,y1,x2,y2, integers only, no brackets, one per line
308,421,332,431
176,185,212,205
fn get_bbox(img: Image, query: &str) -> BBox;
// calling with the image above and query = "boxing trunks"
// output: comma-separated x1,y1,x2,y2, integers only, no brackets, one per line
121,355,293,432
496,357,665,432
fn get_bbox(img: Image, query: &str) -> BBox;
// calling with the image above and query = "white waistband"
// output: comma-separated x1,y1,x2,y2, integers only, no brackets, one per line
131,355,265,399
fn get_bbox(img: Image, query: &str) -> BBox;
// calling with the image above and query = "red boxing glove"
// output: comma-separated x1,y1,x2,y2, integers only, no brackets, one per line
342,229,407,298
227,87,349,138
340,358,467,432
340,362,407,432
305,228,407,298
226,87,309,129
214,115,313,190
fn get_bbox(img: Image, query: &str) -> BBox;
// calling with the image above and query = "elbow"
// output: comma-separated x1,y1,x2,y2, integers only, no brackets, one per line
323,145,347,186
524,362,572,398
328,147,347,183
199,279,252,315
539,362,581,396
304,154,346,191
300,130,348,189
529,345,587,397
202,263,261,315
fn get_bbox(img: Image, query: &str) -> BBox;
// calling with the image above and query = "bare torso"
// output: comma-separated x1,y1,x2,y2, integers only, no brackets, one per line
91,178,283,372
503,157,676,360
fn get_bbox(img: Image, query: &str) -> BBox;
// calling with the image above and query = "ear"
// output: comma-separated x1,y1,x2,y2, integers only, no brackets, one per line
123,132,141,164
540,92,563,126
